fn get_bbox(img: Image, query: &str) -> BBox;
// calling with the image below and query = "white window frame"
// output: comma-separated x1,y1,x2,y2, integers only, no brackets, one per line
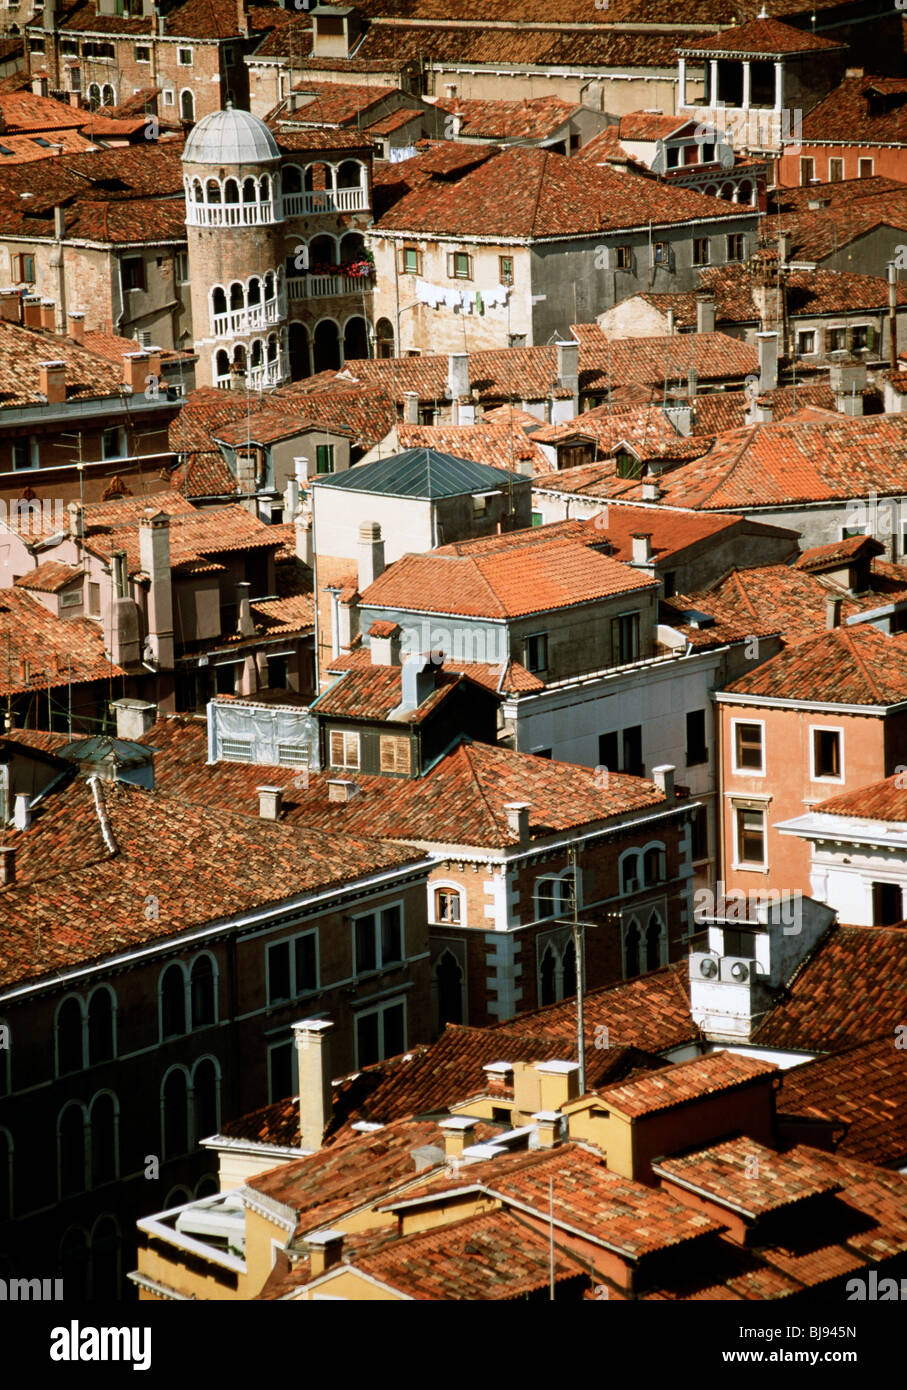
731,716,765,776
162,89,175,106
354,996,407,1069
535,868,577,920
828,156,844,182
797,328,817,355
351,901,405,977
329,728,360,769
266,928,319,1005
857,157,874,178
432,880,464,926
809,723,844,784
177,46,193,65
732,801,768,871
134,43,151,62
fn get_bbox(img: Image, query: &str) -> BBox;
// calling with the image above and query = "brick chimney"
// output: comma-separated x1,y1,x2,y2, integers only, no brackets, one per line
23,296,43,329
41,300,55,332
38,360,66,405
0,291,20,324
122,350,150,394
482,1061,513,1097
67,311,85,342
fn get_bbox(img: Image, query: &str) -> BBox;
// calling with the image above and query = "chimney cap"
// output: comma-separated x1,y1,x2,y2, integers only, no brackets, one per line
305,1228,344,1247
534,1060,580,1076
483,1061,514,1077
292,1017,334,1038
438,1116,477,1132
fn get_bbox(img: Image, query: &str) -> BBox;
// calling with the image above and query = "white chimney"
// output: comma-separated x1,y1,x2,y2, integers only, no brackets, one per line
404,391,419,423
745,395,774,425
641,480,662,502
653,764,675,801
756,330,778,392
439,1115,477,1159
357,521,385,593
447,352,470,401
555,339,579,399
139,510,174,669
293,1018,334,1151
696,293,717,334
110,697,157,740
14,793,31,830
630,532,653,566
504,801,530,846
667,307,675,335
257,785,283,820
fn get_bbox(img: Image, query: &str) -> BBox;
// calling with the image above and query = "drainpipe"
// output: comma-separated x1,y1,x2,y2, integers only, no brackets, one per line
52,206,66,334
114,251,126,332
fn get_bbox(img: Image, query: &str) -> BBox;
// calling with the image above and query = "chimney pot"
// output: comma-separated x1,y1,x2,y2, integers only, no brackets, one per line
630,532,653,566
503,801,530,846
257,785,283,820
40,300,55,332
0,291,20,324
447,351,470,401
68,311,85,342
0,846,15,884
293,1018,334,1151
235,580,255,638
532,1110,563,1149
38,359,66,405
404,390,419,424
696,293,717,334
23,296,43,329
14,792,31,830
122,350,150,394
826,595,843,629
306,1229,343,1277
653,764,675,801
641,480,662,502
482,1061,514,1097
439,1115,477,1159
756,330,779,393
357,520,385,593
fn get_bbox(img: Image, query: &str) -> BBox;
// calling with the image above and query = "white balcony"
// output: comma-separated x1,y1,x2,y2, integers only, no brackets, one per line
286,274,368,300
282,187,369,217
211,298,283,338
187,201,278,228
249,362,282,390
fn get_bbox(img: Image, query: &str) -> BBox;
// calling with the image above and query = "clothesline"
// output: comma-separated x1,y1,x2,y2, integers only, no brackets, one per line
415,279,511,314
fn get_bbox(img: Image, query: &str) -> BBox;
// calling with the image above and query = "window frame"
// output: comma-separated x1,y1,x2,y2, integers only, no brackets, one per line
351,902,405,978
122,255,146,293
685,708,708,766
354,996,406,1068
177,45,194,65
797,328,816,355
523,630,549,674
447,250,473,280
857,157,874,179
726,233,744,262
134,43,151,61
731,717,765,775
828,157,844,182
434,884,462,925
692,236,710,267
266,928,319,1005
733,803,767,869
329,728,360,770
810,724,844,783
498,255,513,285
379,733,411,774
400,246,421,276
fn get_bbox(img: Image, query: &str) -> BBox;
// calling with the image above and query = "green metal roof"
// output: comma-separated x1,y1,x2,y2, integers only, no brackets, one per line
311,448,523,500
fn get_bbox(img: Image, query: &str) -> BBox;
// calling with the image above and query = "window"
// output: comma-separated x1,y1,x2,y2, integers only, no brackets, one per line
160,964,186,1038
799,156,815,186
663,569,676,599
726,233,745,262
615,245,632,270
268,930,317,1003
735,806,766,866
102,427,124,460
812,727,842,780
652,241,669,267
162,1069,189,1158
400,247,421,275
699,142,715,163
59,1104,87,1196
267,655,288,690
122,257,145,292
598,725,643,776
858,157,874,179
88,582,100,616
499,255,513,285
379,734,411,773
447,250,472,280
12,437,37,470
686,709,708,766
224,45,236,64
10,253,35,284
643,846,666,885
134,43,150,61
61,39,80,55
356,999,405,1066
621,853,641,895
733,720,764,773
611,612,640,665
177,46,193,64
90,1093,117,1186
81,40,114,59
872,881,903,926
87,988,114,1065
693,237,710,266
57,997,84,1074
215,662,239,695
828,158,844,182
315,444,334,474
797,329,816,355
851,324,870,352
666,145,680,168
536,873,576,920
353,905,404,976
190,955,215,1027
690,806,709,862
472,494,487,517
329,729,360,769
523,631,548,673
163,89,174,106
175,251,189,283
827,326,847,352
193,1058,219,1139
268,1040,296,1102
434,887,461,923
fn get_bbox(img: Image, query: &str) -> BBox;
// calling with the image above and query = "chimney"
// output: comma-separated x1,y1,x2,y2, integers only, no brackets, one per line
110,697,157,739
534,1060,581,1111
0,847,15,885
696,293,717,334
306,1230,343,1278
503,801,530,847
447,351,470,401
357,520,385,593
139,510,174,669
533,1111,562,1149
641,480,662,502
778,229,791,263
68,91,82,109
23,296,43,329
889,260,899,375
555,339,580,406
630,532,652,566
257,785,283,820
369,622,402,667
482,1061,513,1097
236,0,249,38
0,291,20,324
235,580,255,638
38,359,66,405
293,1018,334,1151
31,74,48,97
404,391,419,423
327,778,359,803
826,595,843,629
14,792,31,831
146,345,162,381
653,764,675,801
122,350,150,394
67,500,83,538
41,300,55,332
756,330,778,392
110,549,128,599
745,394,774,425
666,307,675,335
67,310,84,342
439,1116,477,1159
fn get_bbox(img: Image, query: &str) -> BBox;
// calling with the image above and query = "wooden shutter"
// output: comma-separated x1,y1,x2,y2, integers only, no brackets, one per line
329,729,344,766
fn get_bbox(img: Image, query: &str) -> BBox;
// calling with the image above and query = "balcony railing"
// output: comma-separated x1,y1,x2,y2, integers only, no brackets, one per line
249,363,281,390
283,187,369,216
187,201,277,227
211,297,283,337
286,274,369,300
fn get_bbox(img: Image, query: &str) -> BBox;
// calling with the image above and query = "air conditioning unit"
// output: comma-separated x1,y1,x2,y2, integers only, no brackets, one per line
720,956,752,983
693,953,719,979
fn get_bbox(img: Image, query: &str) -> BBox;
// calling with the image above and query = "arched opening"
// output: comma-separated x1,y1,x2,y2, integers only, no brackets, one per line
162,1069,189,1158
90,1216,121,1301
540,943,557,1006
59,1228,89,1302
313,319,340,373
250,339,263,369
205,178,221,204
193,1058,218,1139
645,913,664,972
192,178,204,202
247,276,261,309
59,1104,86,1197
101,83,115,107
212,286,227,317
375,317,395,359
57,996,83,1074
263,270,275,303
196,1174,219,1199
242,176,256,203
260,173,271,202
165,1186,191,1208
190,955,215,1029
228,281,244,312
160,964,186,1039
283,163,302,193
223,177,239,204
643,846,665,885
737,179,753,205
343,315,368,362
625,920,641,979
336,159,362,190
90,1093,117,1187
266,334,278,363
621,853,641,895
87,83,101,111
720,181,734,201
304,161,330,192
87,988,114,1065
435,949,463,1027
562,936,577,998
179,88,194,122
309,233,337,277
215,349,230,385
289,322,310,380
232,344,247,375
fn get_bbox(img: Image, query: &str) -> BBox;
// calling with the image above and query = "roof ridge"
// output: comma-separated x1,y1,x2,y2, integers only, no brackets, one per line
458,739,515,843
837,625,887,703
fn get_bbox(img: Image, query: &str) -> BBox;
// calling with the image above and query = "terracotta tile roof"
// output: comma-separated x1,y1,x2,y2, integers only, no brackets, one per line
248,591,314,638
655,1137,841,1215
272,80,397,127
779,1036,907,1169
273,126,375,154
572,326,759,386
0,141,186,207
74,495,282,576
437,95,579,141
312,663,462,723
595,1050,777,1119
340,1208,587,1299
394,422,549,476
794,534,884,572
366,107,424,135
0,774,422,992
359,538,657,618
815,771,907,822
678,17,845,57
767,177,907,263
0,587,123,696
0,129,97,162
723,626,907,705
0,89,85,133
62,195,186,245
752,925,907,1053
799,73,907,146
326,646,545,695
13,561,82,594
375,146,759,240
337,345,580,404
53,0,288,39
0,319,132,409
